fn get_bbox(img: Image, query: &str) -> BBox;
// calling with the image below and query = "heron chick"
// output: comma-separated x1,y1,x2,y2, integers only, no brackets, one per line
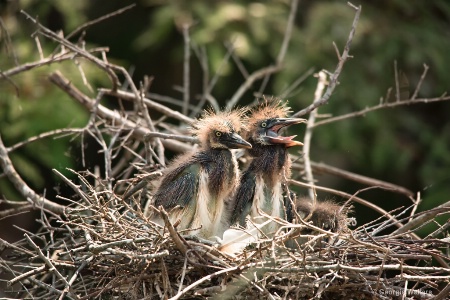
149,109,251,239
228,99,306,235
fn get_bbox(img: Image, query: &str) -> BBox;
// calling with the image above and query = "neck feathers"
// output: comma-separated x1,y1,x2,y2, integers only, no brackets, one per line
247,142,291,186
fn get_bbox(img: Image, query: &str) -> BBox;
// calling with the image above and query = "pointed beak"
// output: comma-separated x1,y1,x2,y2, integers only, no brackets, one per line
266,118,306,147
223,132,252,149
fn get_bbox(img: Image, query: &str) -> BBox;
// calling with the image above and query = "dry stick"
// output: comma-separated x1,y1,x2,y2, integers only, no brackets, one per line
48,72,193,153
6,128,86,153
292,3,361,117
276,0,299,65
303,71,328,201
226,65,281,111
182,24,191,116
111,65,166,163
302,161,415,198
59,260,89,300
0,17,19,65
255,0,299,98
391,199,450,236
21,11,120,90
288,179,411,232
433,283,450,300
8,265,47,286
24,234,71,288
313,94,450,127
101,88,194,125
0,135,67,215
0,203,33,219
278,67,315,99
171,266,241,300
191,44,220,114
394,60,401,101
159,207,188,255
139,80,165,166
65,4,136,41
411,64,429,100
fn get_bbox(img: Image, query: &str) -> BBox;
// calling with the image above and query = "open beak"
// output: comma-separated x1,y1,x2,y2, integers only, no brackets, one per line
266,118,306,147
223,132,252,149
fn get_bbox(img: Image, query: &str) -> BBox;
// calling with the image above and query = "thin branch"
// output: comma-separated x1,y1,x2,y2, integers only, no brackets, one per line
312,94,450,127
21,10,120,90
0,134,68,215
182,24,191,115
48,72,193,153
394,60,400,101
65,4,136,40
292,3,361,117
101,88,194,124
411,64,429,100
276,0,299,65
226,65,280,110
391,200,450,236
303,71,327,201
300,161,415,198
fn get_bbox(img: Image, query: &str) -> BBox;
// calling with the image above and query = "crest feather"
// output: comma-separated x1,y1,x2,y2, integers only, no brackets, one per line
248,97,292,128
191,108,248,146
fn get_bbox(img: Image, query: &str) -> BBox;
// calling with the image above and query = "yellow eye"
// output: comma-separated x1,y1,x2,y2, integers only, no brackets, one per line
215,131,222,137
261,122,267,128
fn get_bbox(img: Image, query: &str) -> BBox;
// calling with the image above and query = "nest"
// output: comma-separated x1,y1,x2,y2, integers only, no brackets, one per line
1,167,449,299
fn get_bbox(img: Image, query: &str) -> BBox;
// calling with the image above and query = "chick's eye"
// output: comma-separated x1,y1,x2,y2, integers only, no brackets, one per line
261,122,267,128
215,131,222,137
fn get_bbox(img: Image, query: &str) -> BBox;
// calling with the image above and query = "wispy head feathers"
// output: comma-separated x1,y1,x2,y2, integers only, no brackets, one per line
191,108,248,146
248,97,291,128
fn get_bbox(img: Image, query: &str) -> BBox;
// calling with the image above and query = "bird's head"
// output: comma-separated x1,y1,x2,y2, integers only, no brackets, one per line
246,99,306,147
191,108,252,150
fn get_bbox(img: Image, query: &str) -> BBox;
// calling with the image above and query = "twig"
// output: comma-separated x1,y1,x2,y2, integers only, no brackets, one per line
411,64,429,100
226,65,280,110
391,200,450,236
24,234,70,288
101,88,194,124
277,0,299,65
292,3,361,117
182,24,191,115
159,207,189,255
303,71,328,201
48,72,193,153
0,134,67,214
65,4,136,40
312,94,450,127
298,161,415,198
170,266,241,300
0,17,19,65
394,60,400,101
288,179,410,231
21,10,121,90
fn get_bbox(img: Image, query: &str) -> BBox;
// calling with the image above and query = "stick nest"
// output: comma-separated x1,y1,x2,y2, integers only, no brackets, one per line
2,168,449,299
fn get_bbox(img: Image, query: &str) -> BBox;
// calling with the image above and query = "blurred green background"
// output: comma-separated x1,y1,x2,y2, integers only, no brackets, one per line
1,0,449,237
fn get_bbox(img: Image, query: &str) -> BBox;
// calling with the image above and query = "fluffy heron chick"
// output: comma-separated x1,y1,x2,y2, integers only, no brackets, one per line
149,109,251,239
228,99,306,235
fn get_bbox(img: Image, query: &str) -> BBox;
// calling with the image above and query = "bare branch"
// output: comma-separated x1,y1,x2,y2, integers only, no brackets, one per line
0,134,67,215
303,71,328,201
292,3,361,117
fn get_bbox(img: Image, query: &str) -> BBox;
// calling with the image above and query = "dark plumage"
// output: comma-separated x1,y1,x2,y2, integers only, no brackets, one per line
291,198,351,247
149,109,251,238
228,100,306,235
295,199,349,234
